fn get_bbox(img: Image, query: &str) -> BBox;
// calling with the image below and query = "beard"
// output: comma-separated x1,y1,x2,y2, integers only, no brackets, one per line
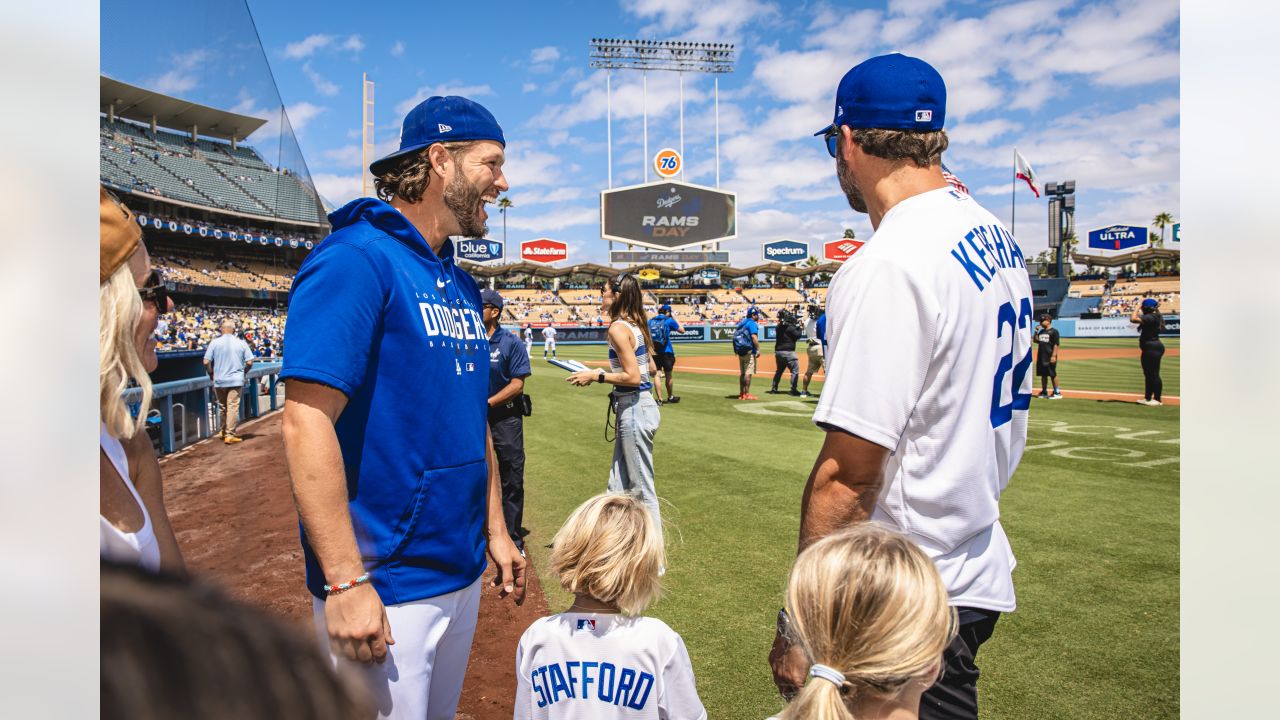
442,171,489,239
836,151,868,214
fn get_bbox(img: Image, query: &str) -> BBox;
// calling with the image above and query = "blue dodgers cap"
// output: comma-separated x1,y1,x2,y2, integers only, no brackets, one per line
814,53,946,136
1141,298,1158,309
660,303,672,313
480,289,505,309
747,306,760,318
370,96,506,176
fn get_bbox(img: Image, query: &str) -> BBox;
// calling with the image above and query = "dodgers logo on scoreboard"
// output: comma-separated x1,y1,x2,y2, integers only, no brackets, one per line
456,238,504,262
521,238,568,264
1087,224,1148,251
823,238,865,262
763,239,809,265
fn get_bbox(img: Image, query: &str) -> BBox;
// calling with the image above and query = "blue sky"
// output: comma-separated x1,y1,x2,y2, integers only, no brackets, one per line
107,0,1180,266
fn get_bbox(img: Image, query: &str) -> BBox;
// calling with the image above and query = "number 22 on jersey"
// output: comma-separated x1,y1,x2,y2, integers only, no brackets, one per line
991,297,1033,428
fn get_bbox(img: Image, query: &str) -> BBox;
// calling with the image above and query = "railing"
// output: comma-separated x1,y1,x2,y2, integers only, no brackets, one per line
122,362,283,454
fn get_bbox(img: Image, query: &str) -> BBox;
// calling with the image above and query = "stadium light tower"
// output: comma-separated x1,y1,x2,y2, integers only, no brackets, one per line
1044,181,1076,279
588,38,736,187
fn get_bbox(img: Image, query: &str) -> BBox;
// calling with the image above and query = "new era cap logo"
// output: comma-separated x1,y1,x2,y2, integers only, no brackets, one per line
914,110,932,122
438,123,452,133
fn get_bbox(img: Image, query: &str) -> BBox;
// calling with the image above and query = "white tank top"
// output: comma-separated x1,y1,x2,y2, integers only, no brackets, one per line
607,320,652,392
100,422,161,573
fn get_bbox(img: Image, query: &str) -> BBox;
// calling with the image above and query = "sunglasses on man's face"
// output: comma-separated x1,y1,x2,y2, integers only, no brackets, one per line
824,128,841,159
138,270,170,313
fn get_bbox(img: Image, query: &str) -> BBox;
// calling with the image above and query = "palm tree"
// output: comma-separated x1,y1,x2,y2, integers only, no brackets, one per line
1151,212,1174,248
497,196,514,246
842,228,856,239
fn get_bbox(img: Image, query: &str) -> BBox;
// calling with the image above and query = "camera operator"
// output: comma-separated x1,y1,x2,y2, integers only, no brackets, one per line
770,309,804,396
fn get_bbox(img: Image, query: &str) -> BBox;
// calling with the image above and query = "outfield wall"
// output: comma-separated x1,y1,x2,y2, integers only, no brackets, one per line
1052,314,1180,338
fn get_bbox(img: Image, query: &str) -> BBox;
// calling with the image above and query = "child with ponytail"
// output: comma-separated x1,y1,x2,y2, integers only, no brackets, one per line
773,525,957,720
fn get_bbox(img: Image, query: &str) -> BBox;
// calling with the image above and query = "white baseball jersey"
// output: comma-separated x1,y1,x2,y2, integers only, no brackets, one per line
515,613,706,720
813,187,1033,613
543,326,557,344
524,327,534,345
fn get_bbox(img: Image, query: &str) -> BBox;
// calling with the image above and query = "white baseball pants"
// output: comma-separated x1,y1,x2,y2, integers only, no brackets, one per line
313,574,482,719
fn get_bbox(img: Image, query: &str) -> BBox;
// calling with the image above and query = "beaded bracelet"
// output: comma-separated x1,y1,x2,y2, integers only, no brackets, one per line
324,573,371,596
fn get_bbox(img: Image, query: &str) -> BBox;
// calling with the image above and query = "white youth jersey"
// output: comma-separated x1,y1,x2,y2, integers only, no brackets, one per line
814,187,1033,612
515,613,706,720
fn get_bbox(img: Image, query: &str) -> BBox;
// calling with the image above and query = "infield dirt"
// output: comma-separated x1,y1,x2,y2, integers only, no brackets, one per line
160,411,549,719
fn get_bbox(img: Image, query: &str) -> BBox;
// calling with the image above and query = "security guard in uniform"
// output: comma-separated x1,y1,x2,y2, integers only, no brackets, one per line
481,289,533,554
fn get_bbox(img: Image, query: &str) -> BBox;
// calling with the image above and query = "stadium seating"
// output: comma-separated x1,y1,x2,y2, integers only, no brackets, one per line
100,117,324,224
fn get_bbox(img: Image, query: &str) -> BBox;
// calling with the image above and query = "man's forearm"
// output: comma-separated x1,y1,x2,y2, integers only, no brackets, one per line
484,427,508,538
488,378,525,407
797,433,887,552
283,405,365,582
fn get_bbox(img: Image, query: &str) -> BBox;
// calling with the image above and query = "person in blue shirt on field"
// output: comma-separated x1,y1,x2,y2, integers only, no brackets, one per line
280,96,526,720
649,304,682,404
203,319,254,444
735,307,762,400
481,289,533,554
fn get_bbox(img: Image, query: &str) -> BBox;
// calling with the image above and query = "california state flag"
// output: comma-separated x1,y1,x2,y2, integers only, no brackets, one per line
1015,149,1040,198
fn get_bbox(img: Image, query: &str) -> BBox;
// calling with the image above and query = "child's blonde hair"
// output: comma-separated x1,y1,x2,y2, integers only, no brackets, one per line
549,493,665,616
779,524,957,720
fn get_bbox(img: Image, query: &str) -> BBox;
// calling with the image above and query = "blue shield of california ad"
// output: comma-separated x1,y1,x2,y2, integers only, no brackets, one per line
762,239,808,265
456,238,504,262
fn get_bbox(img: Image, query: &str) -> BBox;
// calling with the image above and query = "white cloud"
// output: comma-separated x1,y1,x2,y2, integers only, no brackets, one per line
530,46,560,64
320,144,362,167
144,49,208,96
522,82,539,93
948,118,1021,147
283,33,363,59
302,62,339,97
286,101,326,131
390,40,405,58
283,34,333,59
510,187,588,206
311,172,364,208
502,148,577,189
395,83,494,116
623,0,780,40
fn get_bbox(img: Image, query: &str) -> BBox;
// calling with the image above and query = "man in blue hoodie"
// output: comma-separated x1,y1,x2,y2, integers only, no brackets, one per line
281,96,525,720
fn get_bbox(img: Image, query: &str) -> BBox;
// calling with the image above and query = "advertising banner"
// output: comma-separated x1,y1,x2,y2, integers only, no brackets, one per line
1087,225,1148,252
601,181,737,249
670,326,706,342
653,148,682,179
823,238,865,262
610,251,730,264
456,238,504,262
520,238,568,264
1067,314,1181,337
763,239,809,264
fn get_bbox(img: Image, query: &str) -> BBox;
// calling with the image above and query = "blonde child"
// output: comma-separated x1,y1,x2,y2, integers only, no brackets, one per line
514,493,705,720
773,525,957,720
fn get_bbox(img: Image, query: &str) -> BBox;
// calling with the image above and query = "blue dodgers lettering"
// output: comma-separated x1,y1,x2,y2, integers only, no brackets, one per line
964,230,997,276
950,225,1028,292
627,673,655,710
548,663,571,702
532,670,550,708
615,668,636,706
581,661,598,700
950,239,991,291
565,661,580,698
597,662,616,702
529,661,654,710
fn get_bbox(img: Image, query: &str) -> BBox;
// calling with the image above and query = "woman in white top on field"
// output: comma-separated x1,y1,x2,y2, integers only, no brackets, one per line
99,185,185,575
567,274,663,543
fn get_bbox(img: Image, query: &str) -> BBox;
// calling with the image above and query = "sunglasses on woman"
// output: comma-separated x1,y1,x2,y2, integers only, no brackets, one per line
138,270,170,313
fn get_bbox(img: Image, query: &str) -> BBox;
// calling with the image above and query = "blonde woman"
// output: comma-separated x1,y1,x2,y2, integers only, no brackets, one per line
100,186,184,575
772,525,956,720
513,493,705,720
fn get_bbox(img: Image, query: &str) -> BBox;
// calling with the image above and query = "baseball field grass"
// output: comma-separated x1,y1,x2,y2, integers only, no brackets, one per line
517,337,1179,719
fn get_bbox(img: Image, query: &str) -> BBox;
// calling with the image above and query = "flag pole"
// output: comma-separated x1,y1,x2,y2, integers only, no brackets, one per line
1011,147,1017,237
